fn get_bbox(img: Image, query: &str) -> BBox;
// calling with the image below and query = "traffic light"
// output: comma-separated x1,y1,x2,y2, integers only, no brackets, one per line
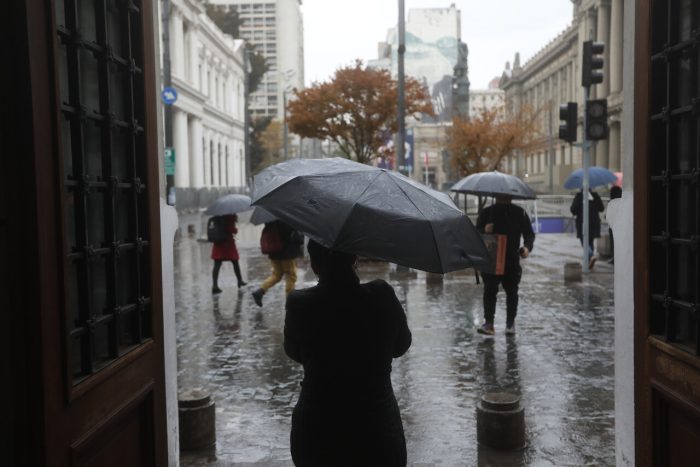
585,99,608,140
559,102,578,143
582,41,605,87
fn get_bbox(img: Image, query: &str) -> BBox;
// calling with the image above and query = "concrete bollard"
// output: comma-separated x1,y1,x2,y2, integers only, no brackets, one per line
178,390,216,451
564,262,582,282
476,392,526,450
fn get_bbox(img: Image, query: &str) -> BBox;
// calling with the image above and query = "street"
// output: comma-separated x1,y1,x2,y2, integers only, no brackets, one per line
176,225,615,466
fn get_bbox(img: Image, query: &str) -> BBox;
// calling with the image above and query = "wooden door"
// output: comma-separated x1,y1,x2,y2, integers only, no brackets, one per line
2,0,167,465
635,0,700,465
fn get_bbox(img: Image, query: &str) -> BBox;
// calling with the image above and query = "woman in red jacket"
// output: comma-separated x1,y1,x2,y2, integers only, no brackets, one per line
211,214,246,294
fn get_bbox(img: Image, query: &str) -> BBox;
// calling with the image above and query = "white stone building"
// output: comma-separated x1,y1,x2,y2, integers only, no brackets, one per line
163,0,248,190
468,77,505,118
211,0,305,121
499,0,624,193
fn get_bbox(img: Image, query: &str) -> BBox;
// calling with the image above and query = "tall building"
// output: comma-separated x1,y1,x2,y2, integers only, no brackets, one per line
211,0,305,121
499,0,624,193
162,0,248,191
469,77,505,118
369,4,468,123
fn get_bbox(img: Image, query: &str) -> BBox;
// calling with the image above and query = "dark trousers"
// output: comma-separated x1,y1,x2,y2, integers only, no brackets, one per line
482,266,522,325
213,259,244,286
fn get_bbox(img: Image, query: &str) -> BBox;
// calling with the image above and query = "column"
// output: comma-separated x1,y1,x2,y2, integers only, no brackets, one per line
597,2,611,97
187,26,199,88
212,135,220,187
189,117,203,187
609,0,623,94
608,121,621,172
209,63,216,105
173,109,189,187
203,130,212,187
171,11,185,79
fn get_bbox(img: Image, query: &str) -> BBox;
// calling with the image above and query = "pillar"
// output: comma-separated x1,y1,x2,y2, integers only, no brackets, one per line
212,135,220,187
608,121,621,172
609,0,623,94
173,108,189,187
187,26,199,88
597,2,611,98
203,130,212,187
170,11,185,80
189,117,203,187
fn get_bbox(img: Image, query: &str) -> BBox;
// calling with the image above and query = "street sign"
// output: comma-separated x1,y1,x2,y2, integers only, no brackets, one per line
161,86,178,105
164,147,175,175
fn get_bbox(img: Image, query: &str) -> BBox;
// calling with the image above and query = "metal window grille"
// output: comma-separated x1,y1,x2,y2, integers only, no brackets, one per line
649,0,700,354
56,0,152,383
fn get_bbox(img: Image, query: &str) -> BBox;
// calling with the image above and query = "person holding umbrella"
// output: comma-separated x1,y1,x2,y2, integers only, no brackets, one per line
284,239,412,465
570,188,605,270
210,214,246,294
475,195,535,336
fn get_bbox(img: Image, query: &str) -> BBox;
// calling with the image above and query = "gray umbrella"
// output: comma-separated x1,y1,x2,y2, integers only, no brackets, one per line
204,194,252,216
251,158,491,273
249,206,277,225
450,171,537,200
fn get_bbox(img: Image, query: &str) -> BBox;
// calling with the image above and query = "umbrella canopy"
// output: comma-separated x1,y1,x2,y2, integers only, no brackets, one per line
249,206,277,225
251,158,491,274
563,166,618,189
450,171,537,200
204,194,252,216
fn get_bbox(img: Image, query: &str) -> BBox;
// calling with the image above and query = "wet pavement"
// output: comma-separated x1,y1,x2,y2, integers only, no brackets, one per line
175,223,615,466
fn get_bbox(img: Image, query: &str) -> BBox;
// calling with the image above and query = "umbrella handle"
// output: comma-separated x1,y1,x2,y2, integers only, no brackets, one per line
474,268,480,285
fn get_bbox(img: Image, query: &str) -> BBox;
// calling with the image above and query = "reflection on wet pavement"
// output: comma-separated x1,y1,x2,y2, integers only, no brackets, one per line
176,226,614,466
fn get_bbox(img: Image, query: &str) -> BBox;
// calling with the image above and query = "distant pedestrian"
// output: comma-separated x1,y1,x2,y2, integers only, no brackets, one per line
607,186,622,264
251,220,304,307
570,188,605,269
210,214,246,294
476,195,535,336
284,240,412,466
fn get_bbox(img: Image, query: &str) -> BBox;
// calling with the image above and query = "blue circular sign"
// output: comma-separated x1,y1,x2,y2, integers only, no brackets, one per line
161,86,178,105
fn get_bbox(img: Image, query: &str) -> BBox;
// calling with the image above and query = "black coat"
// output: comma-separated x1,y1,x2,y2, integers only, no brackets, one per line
267,220,304,260
570,190,605,239
284,276,412,467
476,203,535,269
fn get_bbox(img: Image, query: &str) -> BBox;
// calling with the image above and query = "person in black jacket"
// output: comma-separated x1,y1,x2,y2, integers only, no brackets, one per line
570,188,605,269
475,195,535,336
284,240,412,466
251,220,304,307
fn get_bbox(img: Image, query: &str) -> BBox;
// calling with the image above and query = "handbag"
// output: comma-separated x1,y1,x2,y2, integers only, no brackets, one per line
480,233,507,275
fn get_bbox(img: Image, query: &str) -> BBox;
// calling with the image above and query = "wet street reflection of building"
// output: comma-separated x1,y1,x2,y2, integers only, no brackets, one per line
176,228,615,466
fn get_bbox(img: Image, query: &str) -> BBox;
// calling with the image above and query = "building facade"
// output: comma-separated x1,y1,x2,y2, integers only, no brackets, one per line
468,77,505,118
164,0,248,191
499,0,624,193
211,0,305,121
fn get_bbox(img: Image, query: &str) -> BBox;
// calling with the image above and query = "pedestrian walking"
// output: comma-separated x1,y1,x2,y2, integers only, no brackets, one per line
476,195,535,336
570,188,605,269
607,185,622,264
284,240,412,466
251,220,304,307
210,214,246,294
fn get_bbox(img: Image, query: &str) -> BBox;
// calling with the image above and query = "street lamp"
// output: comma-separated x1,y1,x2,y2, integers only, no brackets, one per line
279,70,295,160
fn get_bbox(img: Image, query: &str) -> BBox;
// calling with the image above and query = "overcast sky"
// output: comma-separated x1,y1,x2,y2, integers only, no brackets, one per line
301,0,574,89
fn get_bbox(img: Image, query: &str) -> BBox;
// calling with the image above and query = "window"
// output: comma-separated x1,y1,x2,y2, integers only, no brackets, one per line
56,0,153,383
648,0,700,353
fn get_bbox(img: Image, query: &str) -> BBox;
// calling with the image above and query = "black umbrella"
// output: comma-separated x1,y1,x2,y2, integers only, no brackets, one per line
251,158,491,274
249,206,277,225
450,171,537,200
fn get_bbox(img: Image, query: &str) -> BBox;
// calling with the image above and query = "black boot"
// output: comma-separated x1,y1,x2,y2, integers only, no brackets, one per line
252,288,265,307
212,285,222,294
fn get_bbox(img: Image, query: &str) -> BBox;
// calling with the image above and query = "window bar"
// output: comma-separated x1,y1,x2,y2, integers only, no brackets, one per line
96,0,119,359
66,0,96,376
663,0,674,343
126,0,145,343
696,90,700,356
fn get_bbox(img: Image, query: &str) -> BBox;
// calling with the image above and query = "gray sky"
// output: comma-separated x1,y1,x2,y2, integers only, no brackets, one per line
301,0,574,89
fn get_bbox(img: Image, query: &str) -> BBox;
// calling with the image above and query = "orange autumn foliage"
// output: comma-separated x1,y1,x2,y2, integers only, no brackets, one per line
287,61,433,164
447,104,541,177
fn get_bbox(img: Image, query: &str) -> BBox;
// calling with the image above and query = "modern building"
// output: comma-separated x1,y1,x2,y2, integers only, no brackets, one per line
369,4,468,123
499,0,624,193
164,0,248,191
211,0,305,121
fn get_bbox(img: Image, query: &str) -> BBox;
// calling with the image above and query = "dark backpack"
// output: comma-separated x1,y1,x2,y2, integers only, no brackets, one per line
207,216,228,243
260,222,284,254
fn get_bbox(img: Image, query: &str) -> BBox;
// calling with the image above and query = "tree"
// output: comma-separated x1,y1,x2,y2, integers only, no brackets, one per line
256,120,290,170
205,3,269,93
286,61,433,164
447,104,541,178
249,117,272,173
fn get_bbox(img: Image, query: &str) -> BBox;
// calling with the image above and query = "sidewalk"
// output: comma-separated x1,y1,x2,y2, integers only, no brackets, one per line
175,230,615,466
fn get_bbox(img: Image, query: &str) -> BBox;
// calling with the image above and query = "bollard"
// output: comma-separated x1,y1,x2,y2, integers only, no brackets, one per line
564,262,582,282
476,392,526,450
178,390,216,451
